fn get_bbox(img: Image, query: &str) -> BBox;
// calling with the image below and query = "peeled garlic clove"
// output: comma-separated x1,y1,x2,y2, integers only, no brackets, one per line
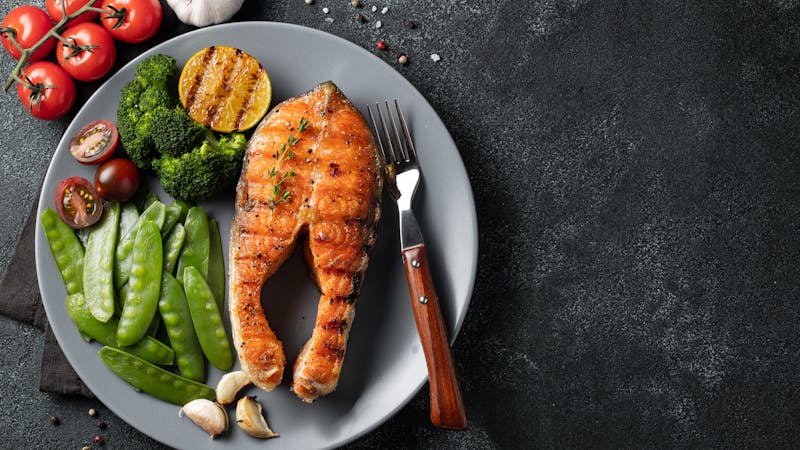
236,396,278,438
216,371,252,405
179,399,228,438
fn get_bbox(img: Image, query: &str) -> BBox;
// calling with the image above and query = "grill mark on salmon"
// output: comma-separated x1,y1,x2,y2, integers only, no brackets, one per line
229,81,381,401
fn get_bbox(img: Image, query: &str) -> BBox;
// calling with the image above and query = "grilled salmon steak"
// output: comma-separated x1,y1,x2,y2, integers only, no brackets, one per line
229,81,382,402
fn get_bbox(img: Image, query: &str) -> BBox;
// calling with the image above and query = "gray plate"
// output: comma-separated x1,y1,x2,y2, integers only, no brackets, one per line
35,22,477,450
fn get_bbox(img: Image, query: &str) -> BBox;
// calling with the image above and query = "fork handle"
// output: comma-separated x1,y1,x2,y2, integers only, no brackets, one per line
402,244,468,430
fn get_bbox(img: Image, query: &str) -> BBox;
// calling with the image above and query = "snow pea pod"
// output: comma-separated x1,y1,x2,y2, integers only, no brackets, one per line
173,199,191,223
177,207,209,284
119,202,139,240
158,272,204,382
117,221,163,347
183,266,233,371
98,347,215,405
207,218,225,310
83,202,120,322
66,293,173,365
160,203,182,238
163,223,185,276
41,208,84,295
115,201,166,289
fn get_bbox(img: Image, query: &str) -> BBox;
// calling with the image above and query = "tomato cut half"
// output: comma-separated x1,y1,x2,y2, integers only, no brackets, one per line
54,177,103,229
69,120,119,164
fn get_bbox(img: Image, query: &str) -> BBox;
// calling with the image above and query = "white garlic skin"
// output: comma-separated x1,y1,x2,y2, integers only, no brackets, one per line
166,0,245,27
180,399,228,438
235,396,278,439
216,371,252,405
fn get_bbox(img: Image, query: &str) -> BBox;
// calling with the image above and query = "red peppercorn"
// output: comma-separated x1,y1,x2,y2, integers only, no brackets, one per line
376,40,387,51
93,434,104,445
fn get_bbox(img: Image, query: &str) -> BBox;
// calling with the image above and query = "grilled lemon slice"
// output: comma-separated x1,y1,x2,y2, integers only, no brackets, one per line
178,46,272,133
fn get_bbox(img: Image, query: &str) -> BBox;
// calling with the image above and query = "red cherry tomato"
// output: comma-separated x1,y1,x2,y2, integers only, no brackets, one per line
0,6,56,61
98,0,161,44
70,120,119,164
46,0,99,27
54,177,103,229
17,61,76,120
57,23,116,82
94,158,140,202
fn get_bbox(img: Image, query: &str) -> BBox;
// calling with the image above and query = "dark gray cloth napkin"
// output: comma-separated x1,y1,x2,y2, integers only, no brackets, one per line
0,202,93,397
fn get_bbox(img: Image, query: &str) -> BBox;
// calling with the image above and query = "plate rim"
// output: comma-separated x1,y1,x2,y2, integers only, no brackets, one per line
35,20,478,449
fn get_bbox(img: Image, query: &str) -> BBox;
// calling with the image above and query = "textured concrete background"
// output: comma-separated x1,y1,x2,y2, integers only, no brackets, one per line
2,0,800,448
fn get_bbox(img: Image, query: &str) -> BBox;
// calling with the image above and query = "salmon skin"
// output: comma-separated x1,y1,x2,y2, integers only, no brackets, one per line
229,81,382,402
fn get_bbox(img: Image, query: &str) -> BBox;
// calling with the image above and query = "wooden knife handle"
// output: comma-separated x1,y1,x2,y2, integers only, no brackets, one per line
402,244,467,430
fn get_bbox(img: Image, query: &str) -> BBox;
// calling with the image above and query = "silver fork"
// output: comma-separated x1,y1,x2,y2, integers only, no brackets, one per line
367,100,467,430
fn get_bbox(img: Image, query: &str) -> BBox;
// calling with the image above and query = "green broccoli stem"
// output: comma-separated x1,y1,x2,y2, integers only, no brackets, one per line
204,130,220,148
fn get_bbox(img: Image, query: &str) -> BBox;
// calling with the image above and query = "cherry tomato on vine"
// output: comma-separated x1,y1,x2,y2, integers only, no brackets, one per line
57,23,116,82
94,158,140,202
17,61,76,120
0,6,56,61
70,120,119,164
98,0,161,44
54,176,104,229
46,0,99,27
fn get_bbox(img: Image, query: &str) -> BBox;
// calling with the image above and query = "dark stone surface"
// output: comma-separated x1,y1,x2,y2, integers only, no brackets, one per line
2,0,800,448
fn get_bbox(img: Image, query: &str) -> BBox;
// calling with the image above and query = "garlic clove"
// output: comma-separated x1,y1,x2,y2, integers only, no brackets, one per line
179,399,228,438
216,371,252,405
235,396,278,438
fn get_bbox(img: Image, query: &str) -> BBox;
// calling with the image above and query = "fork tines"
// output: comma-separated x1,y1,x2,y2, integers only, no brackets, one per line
367,100,418,167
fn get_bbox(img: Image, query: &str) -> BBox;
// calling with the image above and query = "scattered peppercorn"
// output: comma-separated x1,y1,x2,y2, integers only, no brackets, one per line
49,415,60,426
96,420,107,429
355,13,366,23
305,0,313,4
404,19,416,29
398,54,409,65
93,434,104,445
351,0,361,7
82,446,91,450
376,40,387,51
88,408,97,417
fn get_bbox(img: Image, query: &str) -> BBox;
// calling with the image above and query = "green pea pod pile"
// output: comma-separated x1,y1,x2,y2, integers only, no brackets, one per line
41,191,230,406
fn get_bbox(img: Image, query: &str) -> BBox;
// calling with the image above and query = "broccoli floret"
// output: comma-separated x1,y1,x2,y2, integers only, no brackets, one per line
117,55,179,170
152,143,224,201
119,80,145,109
150,107,207,156
217,133,247,187
152,132,247,201
135,54,177,87
139,86,174,112
122,135,156,169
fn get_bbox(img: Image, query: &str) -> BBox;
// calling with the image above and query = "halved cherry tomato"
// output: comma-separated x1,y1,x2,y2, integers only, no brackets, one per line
54,177,103,229
46,0,99,27
57,22,116,82
17,61,76,120
0,6,56,61
70,120,118,164
95,158,140,202
98,0,161,44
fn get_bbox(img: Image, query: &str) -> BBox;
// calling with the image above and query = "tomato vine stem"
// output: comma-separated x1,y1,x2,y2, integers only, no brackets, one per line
2,1,115,92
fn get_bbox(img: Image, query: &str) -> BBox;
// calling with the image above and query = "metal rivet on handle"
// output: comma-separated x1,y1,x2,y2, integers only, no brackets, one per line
419,296,428,304
411,259,421,268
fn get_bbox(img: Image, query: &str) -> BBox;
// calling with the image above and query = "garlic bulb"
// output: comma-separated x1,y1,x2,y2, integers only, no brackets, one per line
166,0,245,27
